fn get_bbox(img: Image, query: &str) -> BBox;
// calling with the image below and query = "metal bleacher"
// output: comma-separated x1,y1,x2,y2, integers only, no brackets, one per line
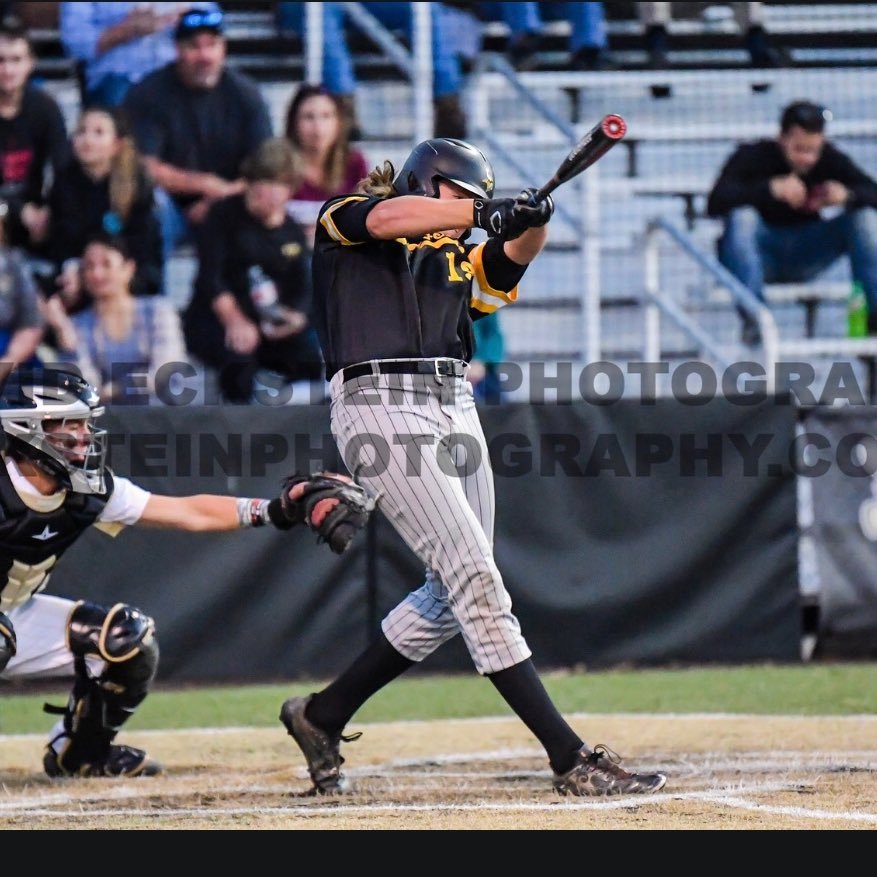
453,57,877,400
31,3,877,402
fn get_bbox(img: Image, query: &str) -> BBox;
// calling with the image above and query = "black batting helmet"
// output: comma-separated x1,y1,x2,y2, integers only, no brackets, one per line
393,138,495,199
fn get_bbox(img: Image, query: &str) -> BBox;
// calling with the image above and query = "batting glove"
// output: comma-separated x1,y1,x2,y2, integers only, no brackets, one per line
472,197,527,240
513,187,554,227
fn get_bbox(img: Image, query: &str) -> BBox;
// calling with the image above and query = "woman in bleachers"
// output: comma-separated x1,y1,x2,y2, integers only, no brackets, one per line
43,232,186,404
283,83,369,247
34,105,163,313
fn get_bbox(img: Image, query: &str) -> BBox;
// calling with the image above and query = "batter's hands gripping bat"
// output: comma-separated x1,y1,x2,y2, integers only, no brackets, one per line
532,113,627,203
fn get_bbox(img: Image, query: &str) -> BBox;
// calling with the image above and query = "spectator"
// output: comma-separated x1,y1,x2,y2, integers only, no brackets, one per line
0,15,70,257
121,5,273,262
59,3,219,109
478,2,614,71
0,199,43,365
35,105,163,313
284,83,369,246
276,2,475,139
638,2,786,69
43,232,187,403
470,309,506,404
183,137,323,404
706,100,877,345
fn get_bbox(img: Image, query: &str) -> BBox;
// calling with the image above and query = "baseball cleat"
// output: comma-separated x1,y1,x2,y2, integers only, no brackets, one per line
279,694,360,795
552,744,667,796
44,739,163,778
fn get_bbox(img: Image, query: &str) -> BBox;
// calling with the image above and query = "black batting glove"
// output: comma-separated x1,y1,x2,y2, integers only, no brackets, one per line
513,187,554,227
472,197,526,240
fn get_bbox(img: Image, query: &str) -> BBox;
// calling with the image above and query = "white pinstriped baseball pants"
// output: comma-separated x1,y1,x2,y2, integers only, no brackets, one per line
329,360,532,675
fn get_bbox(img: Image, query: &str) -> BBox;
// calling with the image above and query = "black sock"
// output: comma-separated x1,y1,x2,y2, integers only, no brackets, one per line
487,659,584,774
307,633,414,736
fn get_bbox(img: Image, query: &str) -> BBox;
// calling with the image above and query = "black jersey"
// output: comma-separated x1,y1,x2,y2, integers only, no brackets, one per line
0,463,113,613
311,194,528,379
187,192,313,325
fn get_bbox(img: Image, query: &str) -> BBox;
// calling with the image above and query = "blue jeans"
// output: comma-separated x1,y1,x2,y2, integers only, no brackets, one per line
153,188,192,285
478,2,608,51
277,2,356,94
84,73,134,109
718,205,877,313
277,1,469,98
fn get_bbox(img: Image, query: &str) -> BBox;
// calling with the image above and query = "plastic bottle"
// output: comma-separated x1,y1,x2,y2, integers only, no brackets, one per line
848,280,868,338
248,265,285,332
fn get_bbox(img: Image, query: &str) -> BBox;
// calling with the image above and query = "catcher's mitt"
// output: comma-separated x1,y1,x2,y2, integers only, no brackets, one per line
270,471,374,554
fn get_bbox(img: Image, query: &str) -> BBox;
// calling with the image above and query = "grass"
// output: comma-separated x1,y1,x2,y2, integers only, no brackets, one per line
2,662,875,735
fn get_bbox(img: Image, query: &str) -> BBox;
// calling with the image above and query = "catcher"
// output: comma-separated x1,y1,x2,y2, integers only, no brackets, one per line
0,365,372,778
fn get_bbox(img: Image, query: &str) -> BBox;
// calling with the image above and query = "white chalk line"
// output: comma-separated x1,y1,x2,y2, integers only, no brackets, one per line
2,764,875,825
3,720,876,825
5,781,877,823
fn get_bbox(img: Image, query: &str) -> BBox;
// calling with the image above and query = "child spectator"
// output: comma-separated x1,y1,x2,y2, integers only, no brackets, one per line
283,83,369,246
44,232,186,403
183,137,323,404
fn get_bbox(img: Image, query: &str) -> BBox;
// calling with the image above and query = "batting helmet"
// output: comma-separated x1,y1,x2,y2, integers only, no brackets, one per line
393,138,495,200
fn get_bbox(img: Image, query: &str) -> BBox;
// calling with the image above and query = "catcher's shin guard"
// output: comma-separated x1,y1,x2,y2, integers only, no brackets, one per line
0,610,16,672
44,601,160,776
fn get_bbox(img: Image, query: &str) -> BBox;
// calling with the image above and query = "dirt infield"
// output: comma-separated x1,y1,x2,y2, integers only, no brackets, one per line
2,714,876,829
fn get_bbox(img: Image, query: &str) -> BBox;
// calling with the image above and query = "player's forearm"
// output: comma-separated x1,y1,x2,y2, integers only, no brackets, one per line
365,195,475,239
504,225,548,265
140,494,246,531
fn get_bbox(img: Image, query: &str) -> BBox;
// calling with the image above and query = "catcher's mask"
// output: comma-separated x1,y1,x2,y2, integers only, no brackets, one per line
393,138,495,200
0,366,107,494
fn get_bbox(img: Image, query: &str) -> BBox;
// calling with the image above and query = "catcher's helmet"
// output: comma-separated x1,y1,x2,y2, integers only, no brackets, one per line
393,138,495,199
0,367,107,494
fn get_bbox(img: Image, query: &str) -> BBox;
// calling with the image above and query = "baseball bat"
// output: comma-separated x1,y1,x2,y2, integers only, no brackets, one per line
532,113,627,203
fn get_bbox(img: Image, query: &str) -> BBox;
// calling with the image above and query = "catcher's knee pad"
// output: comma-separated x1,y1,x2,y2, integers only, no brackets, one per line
62,600,160,732
0,611,16,673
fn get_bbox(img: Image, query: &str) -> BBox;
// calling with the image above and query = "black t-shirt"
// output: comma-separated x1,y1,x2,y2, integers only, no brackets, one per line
311,194,527,379
707,138,877,226
0,84,71,249
122,63,273,209
186,192,312,326
47,161,163,298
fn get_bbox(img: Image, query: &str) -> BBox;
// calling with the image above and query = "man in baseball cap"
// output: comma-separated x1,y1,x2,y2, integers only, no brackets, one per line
174,5,225,41
123,2,272,259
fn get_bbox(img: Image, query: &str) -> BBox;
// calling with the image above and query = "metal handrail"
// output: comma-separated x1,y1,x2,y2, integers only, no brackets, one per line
644,218,780,393
465,52,602,361
468,53,580,143
466,52,582,233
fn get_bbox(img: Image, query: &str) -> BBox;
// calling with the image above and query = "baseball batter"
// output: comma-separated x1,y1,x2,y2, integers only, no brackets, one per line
0,366,370,778
280,137,668,797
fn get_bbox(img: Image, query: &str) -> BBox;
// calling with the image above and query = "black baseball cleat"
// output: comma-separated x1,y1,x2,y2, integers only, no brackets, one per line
279,694,360,795
552,744,667,796
44,740,163,778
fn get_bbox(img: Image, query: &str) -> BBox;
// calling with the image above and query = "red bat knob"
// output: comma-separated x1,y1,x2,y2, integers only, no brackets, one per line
601,114,627,140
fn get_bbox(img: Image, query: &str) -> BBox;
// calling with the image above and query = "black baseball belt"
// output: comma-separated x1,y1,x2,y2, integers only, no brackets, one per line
341,359,467,383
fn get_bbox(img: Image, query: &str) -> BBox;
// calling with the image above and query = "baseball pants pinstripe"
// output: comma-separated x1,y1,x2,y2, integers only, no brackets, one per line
329,361,532,675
